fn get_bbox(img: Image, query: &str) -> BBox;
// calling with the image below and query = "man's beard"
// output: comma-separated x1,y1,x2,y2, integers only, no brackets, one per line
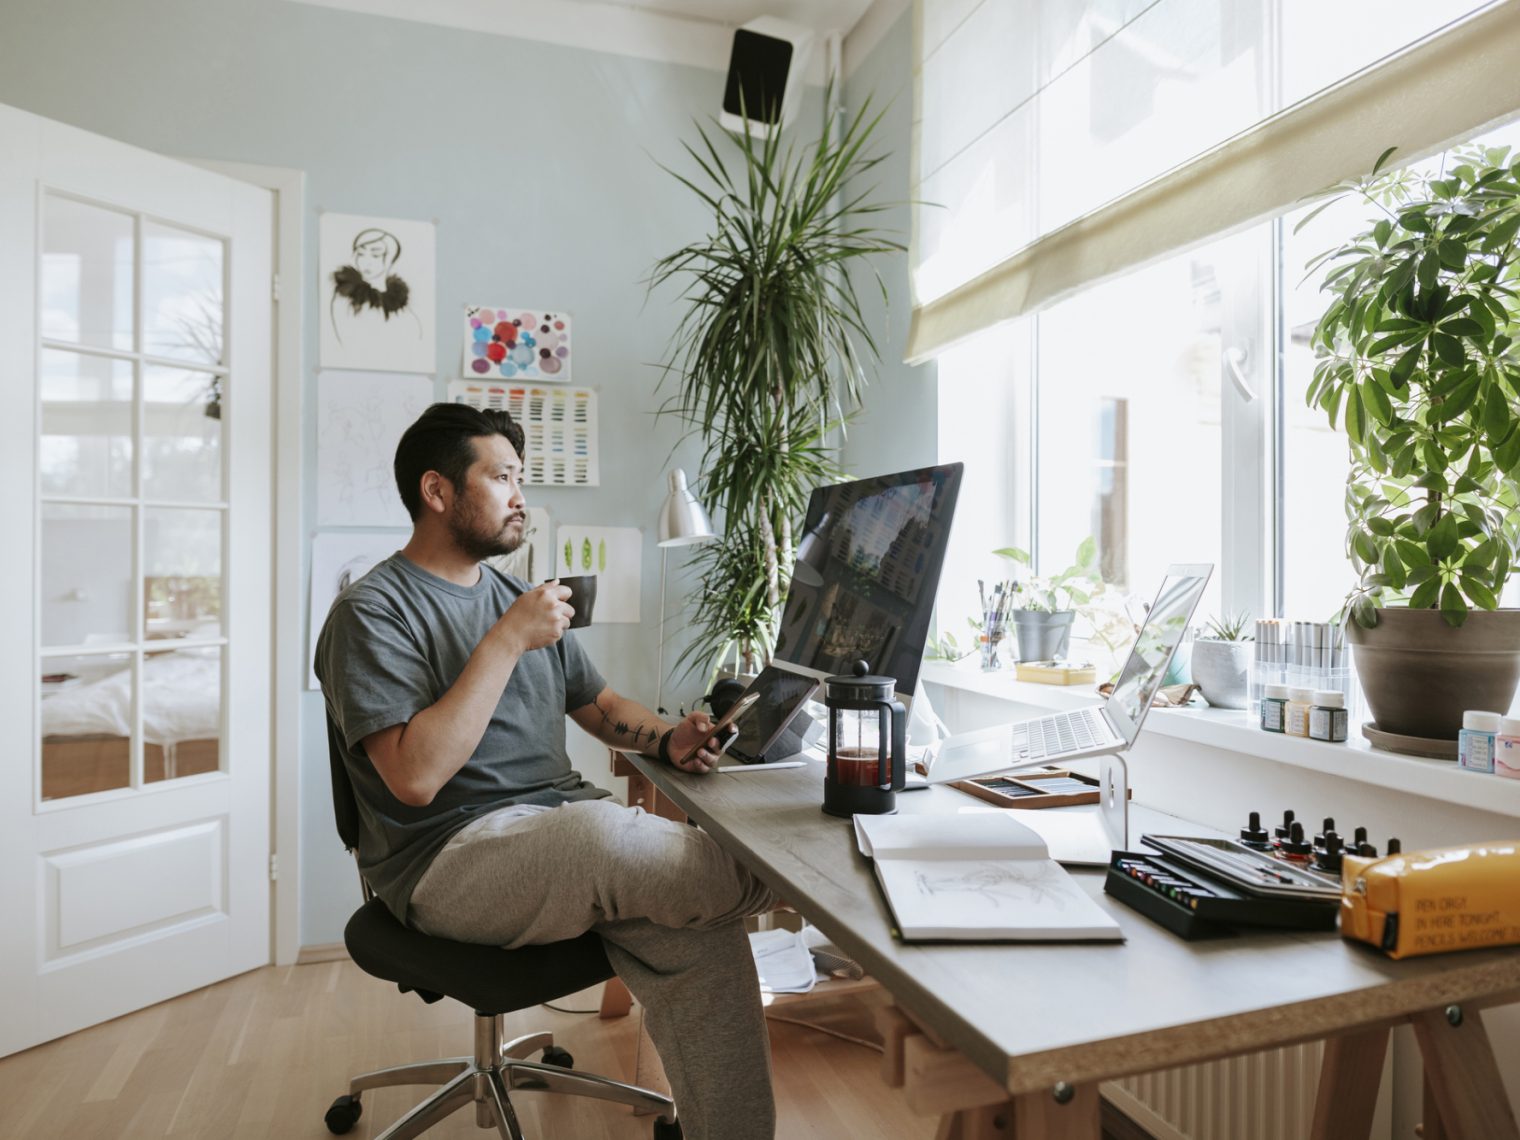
450,505,525,562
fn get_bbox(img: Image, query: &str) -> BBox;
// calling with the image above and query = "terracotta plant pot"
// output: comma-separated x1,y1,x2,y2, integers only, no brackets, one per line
1345,608,1520,740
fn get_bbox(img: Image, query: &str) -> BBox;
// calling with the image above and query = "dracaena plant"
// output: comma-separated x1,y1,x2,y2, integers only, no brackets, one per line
1305,144,1520,628
650,91,903,679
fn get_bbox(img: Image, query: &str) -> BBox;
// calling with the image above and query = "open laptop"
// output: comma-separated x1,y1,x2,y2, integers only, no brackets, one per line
925,563,1213,786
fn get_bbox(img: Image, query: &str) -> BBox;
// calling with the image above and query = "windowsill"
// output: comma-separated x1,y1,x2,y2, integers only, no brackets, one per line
920,658,1520,819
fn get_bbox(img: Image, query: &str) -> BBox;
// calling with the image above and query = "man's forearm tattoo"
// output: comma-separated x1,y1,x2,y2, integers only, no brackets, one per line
592,694,660,747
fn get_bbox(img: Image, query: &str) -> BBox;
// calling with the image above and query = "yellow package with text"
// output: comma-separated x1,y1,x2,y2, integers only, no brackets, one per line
1340,840,1520,959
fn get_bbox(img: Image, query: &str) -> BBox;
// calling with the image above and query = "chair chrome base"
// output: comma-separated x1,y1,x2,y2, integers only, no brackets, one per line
344,1013,678,1140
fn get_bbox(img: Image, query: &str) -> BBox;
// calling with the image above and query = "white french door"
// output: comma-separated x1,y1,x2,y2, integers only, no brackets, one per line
0,103,273,1056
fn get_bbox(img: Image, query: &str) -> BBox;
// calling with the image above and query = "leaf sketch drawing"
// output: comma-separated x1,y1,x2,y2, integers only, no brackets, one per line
912,864,1071,911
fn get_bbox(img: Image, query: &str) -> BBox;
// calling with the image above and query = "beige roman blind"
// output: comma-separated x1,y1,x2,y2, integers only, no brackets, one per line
908,0,1520,363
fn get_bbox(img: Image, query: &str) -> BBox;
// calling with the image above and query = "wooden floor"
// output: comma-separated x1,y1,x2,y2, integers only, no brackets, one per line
0,958,933,1139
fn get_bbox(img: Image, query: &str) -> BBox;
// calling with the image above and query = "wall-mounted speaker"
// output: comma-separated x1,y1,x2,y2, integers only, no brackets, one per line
719,16,814,138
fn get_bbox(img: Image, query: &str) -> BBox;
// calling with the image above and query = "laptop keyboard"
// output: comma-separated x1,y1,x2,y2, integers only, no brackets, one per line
1013,708,1109,760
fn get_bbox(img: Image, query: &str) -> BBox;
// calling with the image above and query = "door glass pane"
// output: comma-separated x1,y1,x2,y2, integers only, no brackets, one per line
142,221,224,365
144,646,221,784
41,503,135,647
40,195,134,351
39,349,134,498
143,365,223,502
144,508,223,639
40,651,134,800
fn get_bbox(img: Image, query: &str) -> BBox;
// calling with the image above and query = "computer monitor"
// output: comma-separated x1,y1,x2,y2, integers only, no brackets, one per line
772,462,963,702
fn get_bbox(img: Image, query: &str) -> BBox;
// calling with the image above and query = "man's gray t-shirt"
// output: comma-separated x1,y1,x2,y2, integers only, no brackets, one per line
315,554,609,920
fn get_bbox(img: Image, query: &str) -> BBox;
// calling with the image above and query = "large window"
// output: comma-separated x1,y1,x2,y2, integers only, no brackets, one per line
939,119,1520,633
1034,231,1264,625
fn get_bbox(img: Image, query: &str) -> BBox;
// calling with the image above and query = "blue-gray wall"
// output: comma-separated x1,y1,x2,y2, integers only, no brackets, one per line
0,0,925,946
842,10,937,477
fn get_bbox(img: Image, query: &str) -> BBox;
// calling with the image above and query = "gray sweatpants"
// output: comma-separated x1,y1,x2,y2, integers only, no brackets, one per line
408,798,778,1140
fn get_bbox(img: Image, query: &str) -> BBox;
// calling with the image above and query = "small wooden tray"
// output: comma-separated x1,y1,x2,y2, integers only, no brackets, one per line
1015,660,1097,686
951,767,1108,809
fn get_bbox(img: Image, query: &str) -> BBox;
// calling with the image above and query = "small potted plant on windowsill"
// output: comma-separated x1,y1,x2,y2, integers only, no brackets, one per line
1306,143,1520,751
995,538,1102,663
1191,612,1253,710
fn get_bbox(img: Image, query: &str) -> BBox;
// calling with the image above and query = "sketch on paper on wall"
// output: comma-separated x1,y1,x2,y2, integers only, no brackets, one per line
317,371,433,527
319,213,436,373
307,531,405,688
555,524,641,623
486,507,552,584
463,307,571,381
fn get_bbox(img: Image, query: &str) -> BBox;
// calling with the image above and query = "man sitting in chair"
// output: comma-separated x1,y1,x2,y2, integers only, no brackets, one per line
316,403,776,1140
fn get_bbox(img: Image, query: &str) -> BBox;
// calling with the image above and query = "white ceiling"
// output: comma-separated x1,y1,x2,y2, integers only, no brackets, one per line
291,0,902,76
598,0,877,33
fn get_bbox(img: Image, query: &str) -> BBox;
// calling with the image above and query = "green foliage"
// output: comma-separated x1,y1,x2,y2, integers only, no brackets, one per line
651,92,904,678
923,618,980,663
1201,611,1254,642
992,537,1101,613
1305,145,1520,628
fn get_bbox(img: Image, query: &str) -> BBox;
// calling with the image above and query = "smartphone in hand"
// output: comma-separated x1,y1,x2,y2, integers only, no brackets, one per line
673,692,758,767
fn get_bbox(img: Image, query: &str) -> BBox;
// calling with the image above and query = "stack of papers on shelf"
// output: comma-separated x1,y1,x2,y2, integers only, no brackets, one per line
748,928,818,994
854,813,1124,942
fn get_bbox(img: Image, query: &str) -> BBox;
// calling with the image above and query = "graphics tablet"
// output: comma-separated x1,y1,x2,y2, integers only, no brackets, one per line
716,665,821,768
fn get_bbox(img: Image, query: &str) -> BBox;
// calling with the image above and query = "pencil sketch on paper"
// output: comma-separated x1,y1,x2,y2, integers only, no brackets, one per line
319,213,436,373
912,863,1072,910
486,507,551,583
307,530,405,688
316,371,433,527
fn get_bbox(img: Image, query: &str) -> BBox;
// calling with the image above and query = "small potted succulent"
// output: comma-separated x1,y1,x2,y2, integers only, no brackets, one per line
1191,612,1254,710
995,538,1101,662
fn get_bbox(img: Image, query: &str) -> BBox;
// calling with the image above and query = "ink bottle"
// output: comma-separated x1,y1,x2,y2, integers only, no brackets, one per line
1496,717,1520,780
1284,688,1314,738
1459,710,1502,774
1308,690,1348,743
1259,684,1289,733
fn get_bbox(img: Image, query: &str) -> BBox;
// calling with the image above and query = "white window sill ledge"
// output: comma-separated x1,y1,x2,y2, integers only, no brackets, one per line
920,659,1520,820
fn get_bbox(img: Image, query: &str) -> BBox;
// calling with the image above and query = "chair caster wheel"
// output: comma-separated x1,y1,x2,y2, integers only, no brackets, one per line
653,1117,683,1139
324,1094,363,1135
542,1045,574,1068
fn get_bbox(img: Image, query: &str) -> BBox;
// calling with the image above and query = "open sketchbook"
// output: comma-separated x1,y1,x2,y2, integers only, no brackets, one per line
854,814,1124,942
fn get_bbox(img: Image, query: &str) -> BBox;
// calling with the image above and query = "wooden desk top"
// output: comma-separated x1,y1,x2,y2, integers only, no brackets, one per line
623,753,1520,1097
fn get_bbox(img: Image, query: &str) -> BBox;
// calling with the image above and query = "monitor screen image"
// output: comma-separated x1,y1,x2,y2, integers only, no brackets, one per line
773,463,963,699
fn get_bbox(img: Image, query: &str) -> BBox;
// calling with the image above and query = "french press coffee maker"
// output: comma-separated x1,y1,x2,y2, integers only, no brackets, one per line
822,660,907,818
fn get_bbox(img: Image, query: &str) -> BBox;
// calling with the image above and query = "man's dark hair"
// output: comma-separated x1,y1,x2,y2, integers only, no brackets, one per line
393,403,526,520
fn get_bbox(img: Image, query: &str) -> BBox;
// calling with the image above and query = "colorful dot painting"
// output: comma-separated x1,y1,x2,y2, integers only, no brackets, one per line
463,306,572,381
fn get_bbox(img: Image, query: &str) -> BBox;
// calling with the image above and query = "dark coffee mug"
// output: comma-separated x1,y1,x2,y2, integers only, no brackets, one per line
552,575,597,628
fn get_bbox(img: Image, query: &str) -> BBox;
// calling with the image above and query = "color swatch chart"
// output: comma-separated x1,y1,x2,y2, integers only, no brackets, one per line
448,381,599,486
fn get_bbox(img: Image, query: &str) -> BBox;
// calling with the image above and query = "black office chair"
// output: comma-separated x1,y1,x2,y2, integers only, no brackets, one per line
323,716,681,1139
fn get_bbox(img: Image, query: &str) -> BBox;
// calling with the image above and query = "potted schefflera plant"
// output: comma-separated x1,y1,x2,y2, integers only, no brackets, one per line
1192,613,1253,710
995,539,1101,663
1306,144,1520,749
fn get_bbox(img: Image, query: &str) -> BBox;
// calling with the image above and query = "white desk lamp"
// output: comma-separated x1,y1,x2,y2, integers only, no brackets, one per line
656,468,715,715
